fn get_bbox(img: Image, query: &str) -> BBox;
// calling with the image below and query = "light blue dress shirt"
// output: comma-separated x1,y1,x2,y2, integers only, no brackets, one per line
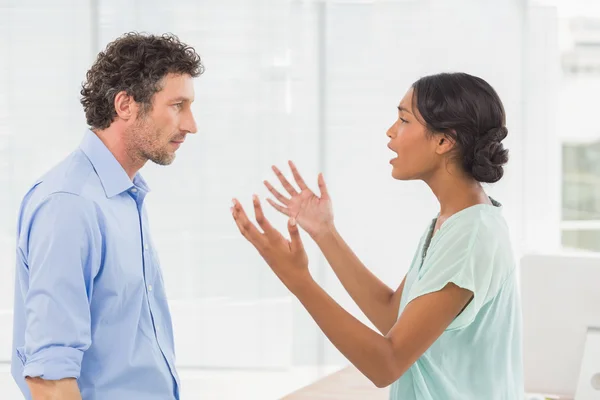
11,130,180,399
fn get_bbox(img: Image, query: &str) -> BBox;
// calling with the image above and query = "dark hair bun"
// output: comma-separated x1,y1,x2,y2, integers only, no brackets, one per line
470,126,509,183
412,73,510,184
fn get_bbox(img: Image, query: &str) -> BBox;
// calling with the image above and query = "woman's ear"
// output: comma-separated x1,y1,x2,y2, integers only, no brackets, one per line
435,132,456,155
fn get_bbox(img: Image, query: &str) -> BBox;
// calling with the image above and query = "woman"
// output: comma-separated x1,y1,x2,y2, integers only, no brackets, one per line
231,72,523,399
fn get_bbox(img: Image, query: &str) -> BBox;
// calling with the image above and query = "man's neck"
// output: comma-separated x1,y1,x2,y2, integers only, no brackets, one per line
93,128,145,180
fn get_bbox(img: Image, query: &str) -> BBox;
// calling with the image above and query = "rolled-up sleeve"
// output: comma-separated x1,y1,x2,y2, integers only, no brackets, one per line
18,192,102,380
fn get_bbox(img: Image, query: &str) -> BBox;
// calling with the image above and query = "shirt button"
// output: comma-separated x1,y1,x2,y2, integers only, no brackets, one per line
148,284,153,292
156,325,160,332
131,188,138,193
144,244,149,251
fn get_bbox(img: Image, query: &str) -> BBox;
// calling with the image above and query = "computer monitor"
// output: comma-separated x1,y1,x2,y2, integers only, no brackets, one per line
520,253,600,399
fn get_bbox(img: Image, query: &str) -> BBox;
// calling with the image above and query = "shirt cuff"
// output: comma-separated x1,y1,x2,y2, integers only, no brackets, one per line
19,346,83,380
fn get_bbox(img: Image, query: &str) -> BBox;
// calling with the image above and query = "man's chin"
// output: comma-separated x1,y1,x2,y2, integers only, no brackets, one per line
147,152,176,166
152,157,175,166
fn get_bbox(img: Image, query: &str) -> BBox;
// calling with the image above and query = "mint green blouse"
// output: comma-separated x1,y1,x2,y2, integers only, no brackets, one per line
389,200,524,400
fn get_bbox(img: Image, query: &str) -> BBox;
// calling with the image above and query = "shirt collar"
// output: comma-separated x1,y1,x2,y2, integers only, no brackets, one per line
79,129,151,198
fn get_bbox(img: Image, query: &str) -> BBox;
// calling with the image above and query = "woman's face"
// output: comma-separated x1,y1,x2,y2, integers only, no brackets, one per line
386,88,443,181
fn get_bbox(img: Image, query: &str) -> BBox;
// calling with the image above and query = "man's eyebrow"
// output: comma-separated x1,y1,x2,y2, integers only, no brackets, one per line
169,96,194,102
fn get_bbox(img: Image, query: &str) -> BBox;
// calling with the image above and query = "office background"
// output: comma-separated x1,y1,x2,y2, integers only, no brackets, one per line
0,0,598,398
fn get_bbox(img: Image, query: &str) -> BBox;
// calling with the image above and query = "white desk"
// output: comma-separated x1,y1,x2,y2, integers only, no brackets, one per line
282,366,388,399
282,366,574,400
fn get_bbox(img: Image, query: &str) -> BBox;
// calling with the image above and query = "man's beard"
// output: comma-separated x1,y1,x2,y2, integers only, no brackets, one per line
126,118,176,166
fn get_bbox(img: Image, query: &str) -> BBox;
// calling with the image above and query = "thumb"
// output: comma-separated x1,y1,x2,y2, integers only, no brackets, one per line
288,217,305,253
317,173,330,200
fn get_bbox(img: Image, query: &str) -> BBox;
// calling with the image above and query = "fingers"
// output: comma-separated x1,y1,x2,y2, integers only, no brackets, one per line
266,198,290,216
288,217,305,254
231,199,264,245
288,160,309,191
317,172,330,200
252,195,279,240
264,180,290,206
272,165,299,197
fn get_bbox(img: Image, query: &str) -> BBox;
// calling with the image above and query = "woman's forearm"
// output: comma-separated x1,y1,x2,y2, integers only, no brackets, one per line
313,226,398,334
293,278,401,388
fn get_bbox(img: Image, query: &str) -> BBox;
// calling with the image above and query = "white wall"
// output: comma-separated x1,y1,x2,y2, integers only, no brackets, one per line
521,4,562,253
557,76,600,143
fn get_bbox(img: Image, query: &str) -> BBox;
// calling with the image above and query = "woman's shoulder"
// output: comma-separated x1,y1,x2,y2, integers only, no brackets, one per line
439,199,508,240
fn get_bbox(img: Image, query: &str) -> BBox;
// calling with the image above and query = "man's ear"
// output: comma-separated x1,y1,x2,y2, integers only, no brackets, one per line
114,91,137,121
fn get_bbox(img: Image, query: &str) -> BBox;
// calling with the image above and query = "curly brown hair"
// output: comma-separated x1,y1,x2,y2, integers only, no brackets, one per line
80,32,204,130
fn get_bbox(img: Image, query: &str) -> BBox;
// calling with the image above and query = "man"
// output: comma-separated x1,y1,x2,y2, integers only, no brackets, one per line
11,32,203,399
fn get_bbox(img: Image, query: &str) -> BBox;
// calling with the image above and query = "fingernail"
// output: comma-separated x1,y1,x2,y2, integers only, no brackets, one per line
290,218,296,226
252,194,258,201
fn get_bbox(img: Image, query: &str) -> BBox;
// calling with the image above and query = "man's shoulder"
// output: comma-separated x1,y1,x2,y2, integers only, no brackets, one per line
32,149,97,195
19,149,100,214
